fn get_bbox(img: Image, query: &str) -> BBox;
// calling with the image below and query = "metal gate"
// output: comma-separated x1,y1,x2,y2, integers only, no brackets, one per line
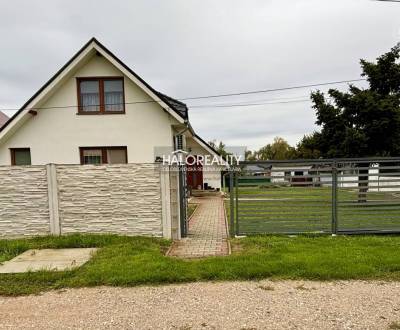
228,158,400,236
178,165,188,237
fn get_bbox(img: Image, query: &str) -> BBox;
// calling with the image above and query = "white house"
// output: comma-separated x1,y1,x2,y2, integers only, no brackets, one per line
0,38,222,191
270,165,313,184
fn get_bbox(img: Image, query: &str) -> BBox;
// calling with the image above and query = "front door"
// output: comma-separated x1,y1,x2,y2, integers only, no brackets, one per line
186,155,203,190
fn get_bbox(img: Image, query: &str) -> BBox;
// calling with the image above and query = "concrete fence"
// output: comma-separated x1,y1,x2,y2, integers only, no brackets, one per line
0,164,180,239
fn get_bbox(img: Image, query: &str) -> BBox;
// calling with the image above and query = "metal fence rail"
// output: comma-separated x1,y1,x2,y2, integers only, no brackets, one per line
228,158,400,236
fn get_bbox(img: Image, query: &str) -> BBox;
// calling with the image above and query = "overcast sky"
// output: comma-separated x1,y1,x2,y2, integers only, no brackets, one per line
1,0,400,150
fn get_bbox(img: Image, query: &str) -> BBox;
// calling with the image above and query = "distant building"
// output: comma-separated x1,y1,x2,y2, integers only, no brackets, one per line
271,165,313,186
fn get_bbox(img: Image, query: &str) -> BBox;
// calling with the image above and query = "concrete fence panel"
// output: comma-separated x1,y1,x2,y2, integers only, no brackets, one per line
0,166,50,237
0,163,176,238
56,164,163,236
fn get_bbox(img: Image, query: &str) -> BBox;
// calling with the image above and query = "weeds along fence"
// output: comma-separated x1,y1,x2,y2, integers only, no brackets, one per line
228,158,400,236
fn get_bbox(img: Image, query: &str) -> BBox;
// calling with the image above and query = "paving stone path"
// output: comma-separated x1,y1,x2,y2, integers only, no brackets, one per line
168,196,229,258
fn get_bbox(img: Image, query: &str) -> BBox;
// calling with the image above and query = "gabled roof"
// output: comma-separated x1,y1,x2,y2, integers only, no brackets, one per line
0,111,8,128
155,91,188,120
0,37,188,136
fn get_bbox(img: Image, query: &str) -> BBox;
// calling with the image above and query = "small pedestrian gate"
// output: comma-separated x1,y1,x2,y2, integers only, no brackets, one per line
178,165,188,237
228,158,400,236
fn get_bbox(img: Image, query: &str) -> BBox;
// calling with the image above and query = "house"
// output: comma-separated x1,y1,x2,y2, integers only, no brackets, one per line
271,165,313,186
0,38,223,190
0,111,8,128
242,164,270,176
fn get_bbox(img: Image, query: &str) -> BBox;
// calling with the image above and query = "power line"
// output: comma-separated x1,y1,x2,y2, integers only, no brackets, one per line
0,97,311,113
190,99,310,109
0,78,366,112
192,94,311,106
179,79,366,101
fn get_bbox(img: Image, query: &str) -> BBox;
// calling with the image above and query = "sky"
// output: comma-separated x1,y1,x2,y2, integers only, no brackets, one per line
1,0,400,150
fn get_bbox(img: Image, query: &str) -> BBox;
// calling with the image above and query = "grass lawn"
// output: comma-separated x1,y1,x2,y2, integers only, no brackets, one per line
1,234,400,296
226,185,400,234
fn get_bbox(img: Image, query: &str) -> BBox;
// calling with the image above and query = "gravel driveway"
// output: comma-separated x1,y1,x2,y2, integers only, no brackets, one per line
1,280,400,329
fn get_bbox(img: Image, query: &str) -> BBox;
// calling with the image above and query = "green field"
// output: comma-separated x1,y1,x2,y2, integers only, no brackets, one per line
1,234,400,296
226,185,400,235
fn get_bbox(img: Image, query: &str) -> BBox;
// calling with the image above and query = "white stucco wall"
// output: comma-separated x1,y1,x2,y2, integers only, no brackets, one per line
0,54,178,165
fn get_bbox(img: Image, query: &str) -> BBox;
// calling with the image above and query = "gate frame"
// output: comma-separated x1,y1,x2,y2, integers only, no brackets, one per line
178,164,188,238
228,157,400,237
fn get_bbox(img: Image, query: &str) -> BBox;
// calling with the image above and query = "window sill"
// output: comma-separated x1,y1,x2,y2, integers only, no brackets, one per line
76,111,126,115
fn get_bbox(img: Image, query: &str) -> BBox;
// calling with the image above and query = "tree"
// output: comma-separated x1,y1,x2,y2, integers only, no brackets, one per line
303,44,400,158
251,137,297,160
245,150,256,161
296,134,321,159
208,140,229,158
300,44,400,201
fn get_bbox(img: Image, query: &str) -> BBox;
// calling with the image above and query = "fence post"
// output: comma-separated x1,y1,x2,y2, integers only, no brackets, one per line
46,164,61,235
160,165,172,239
229,171,235,237
168,168,180,240
331,161,338,235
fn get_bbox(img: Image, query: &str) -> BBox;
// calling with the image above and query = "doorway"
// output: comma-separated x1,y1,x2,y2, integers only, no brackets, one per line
186,155,203,190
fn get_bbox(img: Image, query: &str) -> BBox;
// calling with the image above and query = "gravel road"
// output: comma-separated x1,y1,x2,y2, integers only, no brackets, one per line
1,280,400,329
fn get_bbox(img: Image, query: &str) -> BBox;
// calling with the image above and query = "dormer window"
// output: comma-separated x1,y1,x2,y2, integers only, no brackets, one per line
77,77,125,114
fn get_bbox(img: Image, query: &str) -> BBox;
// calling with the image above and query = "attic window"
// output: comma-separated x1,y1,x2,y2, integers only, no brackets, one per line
77,77,125,114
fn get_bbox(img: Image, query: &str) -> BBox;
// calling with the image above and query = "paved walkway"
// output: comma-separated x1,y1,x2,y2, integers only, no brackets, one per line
168,196,229,258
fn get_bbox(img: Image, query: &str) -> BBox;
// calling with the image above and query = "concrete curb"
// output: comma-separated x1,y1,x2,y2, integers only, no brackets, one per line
187,203,200,224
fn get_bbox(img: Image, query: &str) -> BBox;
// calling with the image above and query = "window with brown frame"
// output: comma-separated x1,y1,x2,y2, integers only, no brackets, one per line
77,77,125,114
80,147,128,165
10,148,31,165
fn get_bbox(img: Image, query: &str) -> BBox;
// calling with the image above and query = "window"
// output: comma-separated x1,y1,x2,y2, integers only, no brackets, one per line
81,148,103,164
107,148,127,164
10,148,31,165
104,80,124,112
174,134,185,150
79,80,100,112
80,147,127,165
77,78,125,114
